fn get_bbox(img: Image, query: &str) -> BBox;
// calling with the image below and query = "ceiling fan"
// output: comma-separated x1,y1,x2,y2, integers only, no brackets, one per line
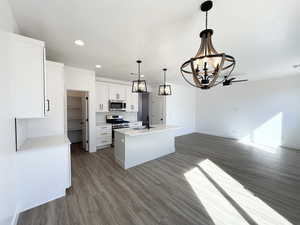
222,76,248,86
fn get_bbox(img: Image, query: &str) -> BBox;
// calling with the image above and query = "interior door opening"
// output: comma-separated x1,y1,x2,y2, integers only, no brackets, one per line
149,92,166,125
66,90,89,153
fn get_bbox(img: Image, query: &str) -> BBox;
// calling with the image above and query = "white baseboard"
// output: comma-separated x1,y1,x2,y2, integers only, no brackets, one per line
18,191,65,213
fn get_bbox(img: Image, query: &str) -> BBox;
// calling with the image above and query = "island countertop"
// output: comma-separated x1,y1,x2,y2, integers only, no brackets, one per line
115,124,180,136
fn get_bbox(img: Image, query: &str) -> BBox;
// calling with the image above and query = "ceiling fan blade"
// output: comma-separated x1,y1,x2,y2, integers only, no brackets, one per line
232,79,248,83
228,77,236,81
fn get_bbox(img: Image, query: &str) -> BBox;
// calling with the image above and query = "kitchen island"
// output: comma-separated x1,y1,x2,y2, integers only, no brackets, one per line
114,125,179,169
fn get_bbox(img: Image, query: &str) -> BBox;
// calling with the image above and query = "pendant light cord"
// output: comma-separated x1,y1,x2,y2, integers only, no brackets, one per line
163,69,167,85
138,61,141,80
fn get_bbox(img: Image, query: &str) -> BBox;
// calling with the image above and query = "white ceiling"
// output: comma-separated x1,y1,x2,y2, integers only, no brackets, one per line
9,0,300,83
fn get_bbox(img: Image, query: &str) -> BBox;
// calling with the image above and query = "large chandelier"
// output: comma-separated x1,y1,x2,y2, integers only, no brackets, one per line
132,60,147,93
180,0,235,89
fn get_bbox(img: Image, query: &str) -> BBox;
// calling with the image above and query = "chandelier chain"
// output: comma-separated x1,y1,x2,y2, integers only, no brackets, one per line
205,11,208,30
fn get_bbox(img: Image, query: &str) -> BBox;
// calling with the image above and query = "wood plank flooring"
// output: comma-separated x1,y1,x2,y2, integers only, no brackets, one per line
17,133,300,225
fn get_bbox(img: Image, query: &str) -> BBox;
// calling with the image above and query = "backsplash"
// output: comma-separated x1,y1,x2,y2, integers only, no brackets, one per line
96,112,138,122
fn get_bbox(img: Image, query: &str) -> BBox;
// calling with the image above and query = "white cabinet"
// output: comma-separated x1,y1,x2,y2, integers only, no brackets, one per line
26,61,65,138
16,135,71,212
95,82,109,112
96,124,112,148
96,83,138,112
11,33,46,118
109,84,126,100
126,86,139,112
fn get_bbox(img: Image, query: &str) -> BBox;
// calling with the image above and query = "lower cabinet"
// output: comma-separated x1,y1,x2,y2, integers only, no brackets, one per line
96,124,112,149
16,135,71,212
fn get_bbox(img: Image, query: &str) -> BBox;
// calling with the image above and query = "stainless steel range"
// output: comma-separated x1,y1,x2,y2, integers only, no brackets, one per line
106,115,129,144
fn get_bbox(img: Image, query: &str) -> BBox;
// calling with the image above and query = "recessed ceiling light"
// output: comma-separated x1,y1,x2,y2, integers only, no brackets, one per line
74,40,85,46
96,65,101,68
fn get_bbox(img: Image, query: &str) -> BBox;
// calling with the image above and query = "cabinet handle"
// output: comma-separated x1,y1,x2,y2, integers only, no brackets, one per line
47,99,50,112
15,118,18,152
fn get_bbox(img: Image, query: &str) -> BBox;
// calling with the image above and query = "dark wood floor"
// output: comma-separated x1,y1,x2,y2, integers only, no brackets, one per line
18,133,300,225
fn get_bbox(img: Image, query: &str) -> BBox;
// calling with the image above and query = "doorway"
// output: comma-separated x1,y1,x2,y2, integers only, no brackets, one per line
149,92,166,125
66,90,89,152
138,92,150,126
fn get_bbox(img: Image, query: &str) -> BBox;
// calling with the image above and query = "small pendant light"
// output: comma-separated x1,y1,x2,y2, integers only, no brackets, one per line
132,60,147,93
158,68,172,96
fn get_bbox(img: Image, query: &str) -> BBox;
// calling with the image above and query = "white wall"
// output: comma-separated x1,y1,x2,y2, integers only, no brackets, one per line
64,66,97,152
0,1,19,224
195,75,300,149
165,84,196,136
0,0,18,33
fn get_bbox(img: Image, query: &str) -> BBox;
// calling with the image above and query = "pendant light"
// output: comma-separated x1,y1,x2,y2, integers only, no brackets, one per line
158,68,172,96
180,0,236,89
132,60,147,93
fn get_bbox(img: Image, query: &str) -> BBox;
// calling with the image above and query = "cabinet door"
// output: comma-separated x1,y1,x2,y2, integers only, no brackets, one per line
12,34,46,118
26,61,65,137
95,82,109,112
109,84,126,100
131,92,139,112
126,86,138,112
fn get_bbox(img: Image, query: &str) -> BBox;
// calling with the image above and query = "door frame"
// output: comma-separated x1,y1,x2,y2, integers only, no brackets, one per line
65,89,90,152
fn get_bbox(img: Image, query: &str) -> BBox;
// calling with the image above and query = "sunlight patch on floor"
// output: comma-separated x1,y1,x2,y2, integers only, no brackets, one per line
198,159,293,225
184,167,249,225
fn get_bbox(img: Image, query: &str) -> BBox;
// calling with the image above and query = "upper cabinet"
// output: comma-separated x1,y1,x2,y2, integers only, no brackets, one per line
109,84,126,100
95,82,138,113
126,86,139,112
11,33,46,118
95,82,109,112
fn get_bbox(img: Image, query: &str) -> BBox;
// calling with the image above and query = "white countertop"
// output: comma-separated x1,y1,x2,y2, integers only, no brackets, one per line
19,135,70,152
115,125,180,136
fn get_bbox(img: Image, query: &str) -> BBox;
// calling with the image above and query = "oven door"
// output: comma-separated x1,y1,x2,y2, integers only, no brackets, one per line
109,101,126,111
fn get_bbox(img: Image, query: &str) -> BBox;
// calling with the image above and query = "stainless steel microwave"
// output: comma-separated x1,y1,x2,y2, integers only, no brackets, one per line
109,100,126,111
